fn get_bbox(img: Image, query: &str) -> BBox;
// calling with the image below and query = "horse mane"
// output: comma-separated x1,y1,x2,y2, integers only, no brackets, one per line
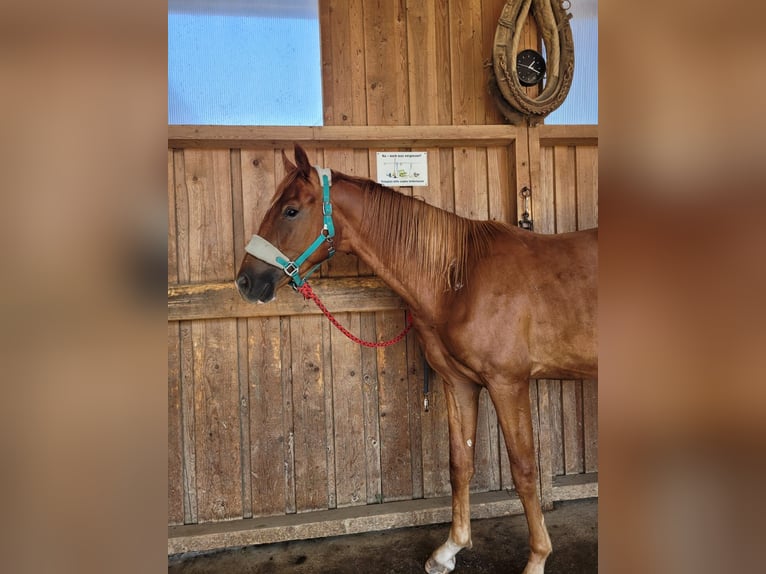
335,172,507,292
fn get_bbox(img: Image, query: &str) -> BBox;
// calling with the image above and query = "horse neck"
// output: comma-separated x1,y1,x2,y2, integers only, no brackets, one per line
331,177,496,315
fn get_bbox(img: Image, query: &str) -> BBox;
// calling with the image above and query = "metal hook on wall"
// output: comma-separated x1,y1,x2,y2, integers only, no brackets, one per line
518,186,533,231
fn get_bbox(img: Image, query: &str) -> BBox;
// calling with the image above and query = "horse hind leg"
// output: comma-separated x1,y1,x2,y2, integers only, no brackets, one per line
425,380,481,574
488,378,552,574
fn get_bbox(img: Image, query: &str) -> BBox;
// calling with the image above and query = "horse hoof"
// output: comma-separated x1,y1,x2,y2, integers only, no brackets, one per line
424,557,454,574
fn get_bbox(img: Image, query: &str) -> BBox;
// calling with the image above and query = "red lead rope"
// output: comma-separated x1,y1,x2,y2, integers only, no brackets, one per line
297,282,413,348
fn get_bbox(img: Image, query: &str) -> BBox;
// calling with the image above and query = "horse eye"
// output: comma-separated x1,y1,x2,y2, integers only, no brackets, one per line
283,207,299,219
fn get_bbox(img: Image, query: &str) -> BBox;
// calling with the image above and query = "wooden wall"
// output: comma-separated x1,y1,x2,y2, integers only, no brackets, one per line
168,0,597,552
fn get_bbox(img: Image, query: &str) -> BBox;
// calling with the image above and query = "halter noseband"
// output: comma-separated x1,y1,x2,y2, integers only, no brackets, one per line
244,166,335,287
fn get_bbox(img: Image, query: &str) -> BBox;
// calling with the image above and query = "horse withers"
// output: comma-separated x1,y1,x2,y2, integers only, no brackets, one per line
236,144,597,574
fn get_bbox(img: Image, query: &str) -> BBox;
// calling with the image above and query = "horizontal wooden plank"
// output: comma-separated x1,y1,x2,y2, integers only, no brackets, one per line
168,124,520,148
538,125,598,146
168,490,525,555
168,473,598,555
168,276,405,321
552,472,599,501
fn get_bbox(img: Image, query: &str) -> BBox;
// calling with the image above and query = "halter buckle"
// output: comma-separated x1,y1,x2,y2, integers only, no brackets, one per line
283,262,298,277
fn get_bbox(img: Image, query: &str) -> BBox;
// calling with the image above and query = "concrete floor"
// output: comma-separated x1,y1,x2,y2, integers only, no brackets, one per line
169,498,597,573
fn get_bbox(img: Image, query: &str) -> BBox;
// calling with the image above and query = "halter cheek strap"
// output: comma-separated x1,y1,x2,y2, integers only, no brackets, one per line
244,166,335,287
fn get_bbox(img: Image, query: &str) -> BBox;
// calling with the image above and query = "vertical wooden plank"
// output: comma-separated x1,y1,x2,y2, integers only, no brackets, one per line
183,148,242,522
239,148,289,517
582,379,598,473
322,0,367,126
553,145,577,233
291,315,329,512
434,0,453,124
452,147,486,219
192,318,242,521
230,149,252,519
174,149,198,524
167,149,184,525
363,1,412,503
330,315,368,507
376,313,414,501
536,380,554,509
321,319,337,510
363,0,409,125
241,148,278,234
421,370,451,497
407,0,438,125
179,320,197,524
360,314,383,503
576,145,599,229
482,0,508,124
280,317,297,514
548,380,564,476
534,146,555,234
473,389,501,493
562,380,584,474
576,144,598,474
168,149,179,283
247,316,287,517
449,0,483,125
406,322,424,500
487,145,512,224
168,321,183,525
184,149,235,281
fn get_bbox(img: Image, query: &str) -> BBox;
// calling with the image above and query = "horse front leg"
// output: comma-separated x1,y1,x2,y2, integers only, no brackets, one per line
425,380,481,574
488,378,552,574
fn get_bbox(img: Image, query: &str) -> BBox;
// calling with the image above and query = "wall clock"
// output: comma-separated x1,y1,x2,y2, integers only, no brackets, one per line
516,49,546,87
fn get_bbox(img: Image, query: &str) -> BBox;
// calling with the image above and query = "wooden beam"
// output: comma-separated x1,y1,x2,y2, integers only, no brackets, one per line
168,276,405,321
169,490,525,555
168,125,520,149
538,125,598,146
168,475,598,555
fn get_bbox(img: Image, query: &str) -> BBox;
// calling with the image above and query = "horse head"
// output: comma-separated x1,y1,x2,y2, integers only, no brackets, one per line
236,144,333,303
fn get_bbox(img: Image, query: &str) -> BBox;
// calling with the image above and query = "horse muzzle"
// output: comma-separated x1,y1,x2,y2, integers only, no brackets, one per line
235,265,283,303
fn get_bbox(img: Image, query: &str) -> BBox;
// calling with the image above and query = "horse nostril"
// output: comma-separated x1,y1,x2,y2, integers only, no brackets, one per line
236,274,250,292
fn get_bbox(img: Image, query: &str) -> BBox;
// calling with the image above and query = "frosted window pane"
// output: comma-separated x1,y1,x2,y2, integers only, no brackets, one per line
545,0,598,125
168,1,323,126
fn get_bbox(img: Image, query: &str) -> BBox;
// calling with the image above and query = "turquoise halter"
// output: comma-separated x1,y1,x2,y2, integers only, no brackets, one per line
244,166,335,287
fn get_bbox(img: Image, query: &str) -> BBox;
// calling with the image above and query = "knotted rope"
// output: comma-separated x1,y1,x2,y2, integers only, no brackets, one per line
489,0,575,125
297,282,413,348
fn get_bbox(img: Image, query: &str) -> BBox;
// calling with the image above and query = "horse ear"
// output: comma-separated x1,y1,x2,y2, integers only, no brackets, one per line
282,149,296,173
293,143,312,178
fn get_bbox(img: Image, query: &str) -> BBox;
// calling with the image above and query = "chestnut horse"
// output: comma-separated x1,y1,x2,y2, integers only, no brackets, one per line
236,144,597,574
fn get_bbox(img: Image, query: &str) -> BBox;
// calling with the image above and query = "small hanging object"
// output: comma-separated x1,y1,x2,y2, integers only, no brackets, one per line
518,186,533,231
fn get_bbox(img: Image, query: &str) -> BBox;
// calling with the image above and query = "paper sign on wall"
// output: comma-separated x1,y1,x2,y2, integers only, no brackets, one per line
376,152,428,187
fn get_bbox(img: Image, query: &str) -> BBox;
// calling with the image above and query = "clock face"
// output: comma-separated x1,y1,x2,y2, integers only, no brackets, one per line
516,49,546,87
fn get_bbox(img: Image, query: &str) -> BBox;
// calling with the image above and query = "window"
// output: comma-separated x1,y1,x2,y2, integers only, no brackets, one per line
168,0,323,126
545,0,598,125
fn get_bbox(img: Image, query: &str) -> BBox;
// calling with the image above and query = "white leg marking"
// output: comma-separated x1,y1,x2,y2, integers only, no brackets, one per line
425,536,463,574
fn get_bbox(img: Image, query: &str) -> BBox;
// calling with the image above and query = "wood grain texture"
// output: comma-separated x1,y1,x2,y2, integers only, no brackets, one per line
363,0,409,126
376,313,414,502
168,277,406,321
247,316,287,517
168,321,184,525
169,124,521,147
290,315,329,512
330,313,367,507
